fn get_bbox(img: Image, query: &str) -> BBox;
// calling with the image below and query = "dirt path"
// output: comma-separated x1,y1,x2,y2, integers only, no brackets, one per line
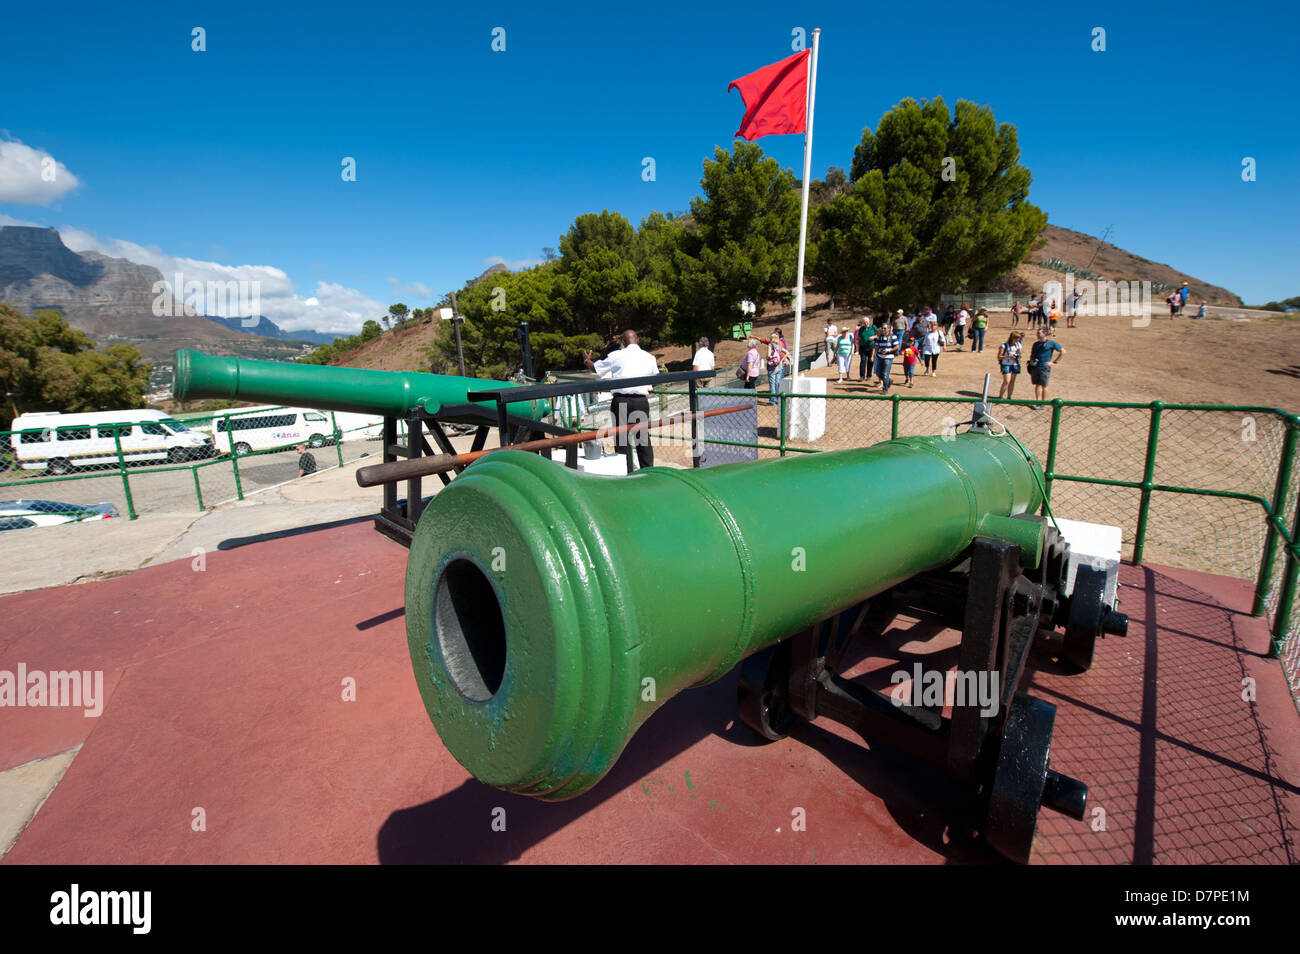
664,307,1300,414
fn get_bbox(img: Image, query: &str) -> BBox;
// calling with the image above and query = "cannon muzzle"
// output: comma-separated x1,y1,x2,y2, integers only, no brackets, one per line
404,431,1046,800
173,349,550,421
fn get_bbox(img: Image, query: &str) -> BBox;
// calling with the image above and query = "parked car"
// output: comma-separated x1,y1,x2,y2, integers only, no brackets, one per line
202,406,338,456
0,499,119,531
11,410,215,474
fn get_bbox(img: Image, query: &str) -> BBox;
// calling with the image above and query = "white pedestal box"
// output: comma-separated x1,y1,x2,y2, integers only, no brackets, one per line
785,375,827,442
1053,517,1123,607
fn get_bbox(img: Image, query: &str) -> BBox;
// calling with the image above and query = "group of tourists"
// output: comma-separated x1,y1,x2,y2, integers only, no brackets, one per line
1011,297,1062,331
722,329,792,406
1164,282,1207,319
1010,281,1207,328
821,305,990,394
694,298,1081,406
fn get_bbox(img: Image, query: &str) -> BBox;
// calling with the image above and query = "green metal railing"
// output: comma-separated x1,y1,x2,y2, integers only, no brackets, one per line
654,387,1300,706
1,406,388,520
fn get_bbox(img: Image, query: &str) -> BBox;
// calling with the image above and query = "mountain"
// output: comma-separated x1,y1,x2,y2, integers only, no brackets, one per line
202,314,336,345
0,226,311,364
470,262,509,286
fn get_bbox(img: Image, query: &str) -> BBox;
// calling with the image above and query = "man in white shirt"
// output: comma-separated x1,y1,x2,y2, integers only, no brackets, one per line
583,329,661,469
823,321,839,365
692,337,715,382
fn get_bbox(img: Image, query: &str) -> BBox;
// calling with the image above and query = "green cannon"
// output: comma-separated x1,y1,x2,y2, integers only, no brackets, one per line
403,418,1130,863
172,348,551,422
172,348,563,548
406,430,1052,798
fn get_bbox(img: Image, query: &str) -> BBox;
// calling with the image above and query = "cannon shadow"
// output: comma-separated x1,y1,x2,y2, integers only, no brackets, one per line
376,606,1002,864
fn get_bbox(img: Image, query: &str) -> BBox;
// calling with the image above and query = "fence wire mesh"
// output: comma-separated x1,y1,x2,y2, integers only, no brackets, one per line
6,387,1300,710
655,386,1300,710
1,406,386,525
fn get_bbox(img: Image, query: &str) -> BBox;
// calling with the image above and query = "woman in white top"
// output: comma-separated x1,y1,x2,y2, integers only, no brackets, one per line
920,321,944,376
824,321,839,365
996,332,1025,399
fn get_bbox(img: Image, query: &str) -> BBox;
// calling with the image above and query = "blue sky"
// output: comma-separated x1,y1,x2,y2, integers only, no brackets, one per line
2,0,1297,332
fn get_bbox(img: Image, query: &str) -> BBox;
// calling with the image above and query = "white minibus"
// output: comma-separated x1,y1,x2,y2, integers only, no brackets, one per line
205,406,337,455
12,410,216,474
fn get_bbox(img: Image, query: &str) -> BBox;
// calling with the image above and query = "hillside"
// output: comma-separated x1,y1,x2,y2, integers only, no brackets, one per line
0,226,311,364
320,222,1249,378
330,312,443,371
1012,224,1239,306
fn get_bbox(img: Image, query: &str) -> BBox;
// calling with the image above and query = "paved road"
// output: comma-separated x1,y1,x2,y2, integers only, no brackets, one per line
0,441,380,518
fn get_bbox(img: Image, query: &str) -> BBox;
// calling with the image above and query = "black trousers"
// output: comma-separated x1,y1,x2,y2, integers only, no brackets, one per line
612,393,654,470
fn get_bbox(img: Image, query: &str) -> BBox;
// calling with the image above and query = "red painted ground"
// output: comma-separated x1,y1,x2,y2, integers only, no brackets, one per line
2,520,1296,864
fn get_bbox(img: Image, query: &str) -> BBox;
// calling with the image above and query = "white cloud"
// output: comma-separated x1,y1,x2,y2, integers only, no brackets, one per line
48,225,383,334
0,214,386,334
298,282,391,333
0,138,81,205
387,276,435,299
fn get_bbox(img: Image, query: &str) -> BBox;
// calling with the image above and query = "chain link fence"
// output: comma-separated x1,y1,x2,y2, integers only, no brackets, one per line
654,385,1300,710
938,292,1014,310
0,405,387,526
6,387,1299,710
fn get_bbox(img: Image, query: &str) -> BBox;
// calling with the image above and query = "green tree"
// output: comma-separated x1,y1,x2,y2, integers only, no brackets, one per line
423,262,606,379
810,97,1046,311
388,302,409,326
0,304,151,427
549,209,681,343
558,211,640,339
672,142,800,342
1257,296,1300,312
808,165,849,205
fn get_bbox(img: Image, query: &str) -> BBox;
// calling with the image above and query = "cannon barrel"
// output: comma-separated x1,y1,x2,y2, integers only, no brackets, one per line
404,430,1046,800
172,348,550,421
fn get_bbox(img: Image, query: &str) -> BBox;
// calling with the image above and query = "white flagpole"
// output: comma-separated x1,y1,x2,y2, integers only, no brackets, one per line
791,28,819,381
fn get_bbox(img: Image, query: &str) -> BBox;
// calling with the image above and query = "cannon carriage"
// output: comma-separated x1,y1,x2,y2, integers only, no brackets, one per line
173,353,1126,862
400,388,1127,863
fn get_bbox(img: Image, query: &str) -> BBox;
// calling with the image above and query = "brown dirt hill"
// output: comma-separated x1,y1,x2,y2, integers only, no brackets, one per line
321,223,1248,377
334,314,444,372
1014,224,1239,306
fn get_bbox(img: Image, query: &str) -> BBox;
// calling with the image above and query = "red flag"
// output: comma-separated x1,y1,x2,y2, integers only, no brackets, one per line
728,49,810,140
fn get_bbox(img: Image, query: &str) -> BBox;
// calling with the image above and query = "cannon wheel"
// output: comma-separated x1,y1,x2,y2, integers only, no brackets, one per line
985,694,1056,864
1063,564,1107,672
737,643,797,742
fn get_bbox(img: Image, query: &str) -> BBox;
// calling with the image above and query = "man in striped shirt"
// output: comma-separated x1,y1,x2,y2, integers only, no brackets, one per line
873,325,901,393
